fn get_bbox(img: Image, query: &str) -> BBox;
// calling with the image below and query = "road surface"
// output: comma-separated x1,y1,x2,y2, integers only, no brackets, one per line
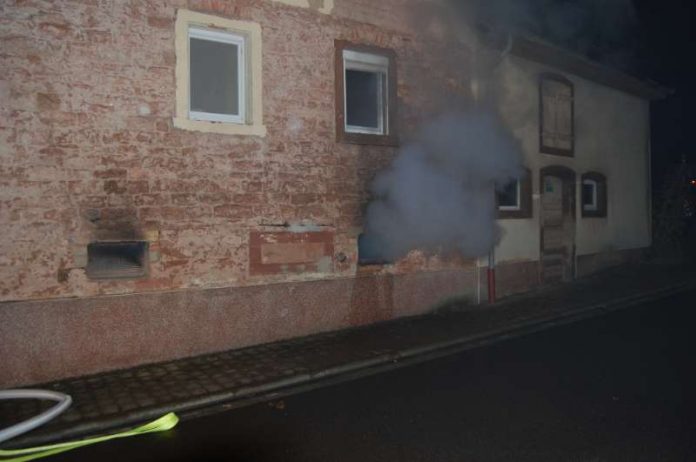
52,290,696,461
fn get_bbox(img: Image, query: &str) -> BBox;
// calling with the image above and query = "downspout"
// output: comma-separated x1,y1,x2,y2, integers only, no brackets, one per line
482,32,512,305
487,249,496,304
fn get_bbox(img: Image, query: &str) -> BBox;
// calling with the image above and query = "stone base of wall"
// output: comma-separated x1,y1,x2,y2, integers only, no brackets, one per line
494,260,542,299
576,248,646,279
0,269,482,387
0,257,551,387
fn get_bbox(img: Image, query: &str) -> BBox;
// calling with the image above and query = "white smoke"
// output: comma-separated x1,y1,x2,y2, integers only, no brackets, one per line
362,110,524,261
360,1,636,262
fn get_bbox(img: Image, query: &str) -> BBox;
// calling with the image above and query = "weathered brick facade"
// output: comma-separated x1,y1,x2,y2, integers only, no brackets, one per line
0,0,487,385
0,0,474,302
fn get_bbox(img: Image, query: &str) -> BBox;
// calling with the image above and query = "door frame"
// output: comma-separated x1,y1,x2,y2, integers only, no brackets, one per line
539,165,577,282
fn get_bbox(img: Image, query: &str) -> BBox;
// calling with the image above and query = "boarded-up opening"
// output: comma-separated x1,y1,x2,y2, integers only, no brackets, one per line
540,74,574,156
249,231,334,275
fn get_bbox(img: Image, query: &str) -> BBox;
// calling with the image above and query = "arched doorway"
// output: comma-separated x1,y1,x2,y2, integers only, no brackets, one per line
539,166,576,283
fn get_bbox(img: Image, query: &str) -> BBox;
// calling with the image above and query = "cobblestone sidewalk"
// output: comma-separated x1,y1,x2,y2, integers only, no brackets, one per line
2,262,695,448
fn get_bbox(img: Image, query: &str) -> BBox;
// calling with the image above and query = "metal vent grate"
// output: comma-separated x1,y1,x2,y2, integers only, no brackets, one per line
86,241,148,280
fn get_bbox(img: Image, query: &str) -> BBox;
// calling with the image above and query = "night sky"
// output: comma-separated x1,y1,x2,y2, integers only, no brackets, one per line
633,0,696,184
464,0,695,186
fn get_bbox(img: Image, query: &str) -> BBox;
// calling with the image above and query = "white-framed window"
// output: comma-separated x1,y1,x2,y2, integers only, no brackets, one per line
188,27,245,124
582,179,598,212
497,179,521,211
343,50,389,135
174,10,265,137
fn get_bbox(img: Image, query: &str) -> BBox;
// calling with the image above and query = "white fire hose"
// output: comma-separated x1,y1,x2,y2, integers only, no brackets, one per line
0,389,72,444
0,389,178,462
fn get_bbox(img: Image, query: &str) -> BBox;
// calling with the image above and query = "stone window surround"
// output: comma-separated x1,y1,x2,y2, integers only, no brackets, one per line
174,9,266,137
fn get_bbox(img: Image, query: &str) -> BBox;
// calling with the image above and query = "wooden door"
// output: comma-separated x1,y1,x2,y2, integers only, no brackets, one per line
541,174,575,283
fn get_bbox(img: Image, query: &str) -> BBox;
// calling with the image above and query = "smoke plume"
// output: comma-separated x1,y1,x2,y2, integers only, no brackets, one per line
360,1,637,263
362,111,524,261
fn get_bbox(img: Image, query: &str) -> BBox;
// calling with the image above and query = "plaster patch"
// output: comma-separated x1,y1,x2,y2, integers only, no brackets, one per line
287,116,303,135
316,256,333,273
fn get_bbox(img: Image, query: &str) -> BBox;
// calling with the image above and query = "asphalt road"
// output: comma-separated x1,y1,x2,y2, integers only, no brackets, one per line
53,290,696,461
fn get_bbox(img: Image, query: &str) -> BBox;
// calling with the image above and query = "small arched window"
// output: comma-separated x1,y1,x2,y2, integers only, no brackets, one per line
581,172,607,217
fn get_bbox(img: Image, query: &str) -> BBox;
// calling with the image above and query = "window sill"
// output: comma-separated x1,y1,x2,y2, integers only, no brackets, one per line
173,117,266,137
337,131,398,147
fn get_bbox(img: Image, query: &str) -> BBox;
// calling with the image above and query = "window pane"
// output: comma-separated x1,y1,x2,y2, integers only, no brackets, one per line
498,181,519,208
190,38,239,115
582,183,595,207
345,69,382,130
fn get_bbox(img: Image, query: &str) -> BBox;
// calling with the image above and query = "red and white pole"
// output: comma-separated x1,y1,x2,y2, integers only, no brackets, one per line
487,249,496,304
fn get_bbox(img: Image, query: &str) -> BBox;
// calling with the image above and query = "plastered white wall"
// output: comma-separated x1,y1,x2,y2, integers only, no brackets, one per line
492,56,651,263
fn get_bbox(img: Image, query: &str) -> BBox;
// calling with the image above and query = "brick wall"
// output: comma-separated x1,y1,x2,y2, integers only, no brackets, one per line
0,0,474,303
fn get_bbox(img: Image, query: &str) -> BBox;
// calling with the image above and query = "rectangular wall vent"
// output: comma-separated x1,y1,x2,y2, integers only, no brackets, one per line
86,241,148,280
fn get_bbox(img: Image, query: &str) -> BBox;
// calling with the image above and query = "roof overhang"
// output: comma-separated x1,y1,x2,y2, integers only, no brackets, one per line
507,35,672,101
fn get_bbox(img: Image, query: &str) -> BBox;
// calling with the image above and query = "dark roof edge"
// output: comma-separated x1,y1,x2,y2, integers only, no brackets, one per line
508,35,673,101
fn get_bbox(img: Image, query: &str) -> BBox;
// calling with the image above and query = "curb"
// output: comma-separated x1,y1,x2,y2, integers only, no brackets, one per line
10,282,695,448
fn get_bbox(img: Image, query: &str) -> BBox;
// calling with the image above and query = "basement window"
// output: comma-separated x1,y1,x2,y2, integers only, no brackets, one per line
174,10,265,136
86,241,148,279
335,40,398,146
357,233,390,266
